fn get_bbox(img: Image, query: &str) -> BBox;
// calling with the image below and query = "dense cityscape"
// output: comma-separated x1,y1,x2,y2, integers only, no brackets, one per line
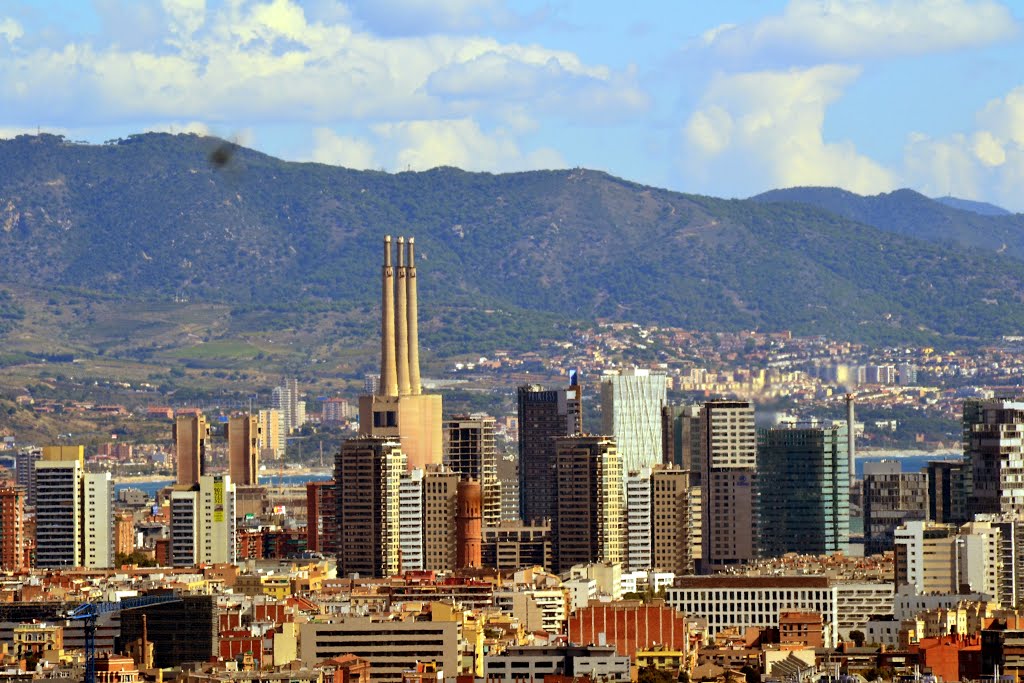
0,235,1020,683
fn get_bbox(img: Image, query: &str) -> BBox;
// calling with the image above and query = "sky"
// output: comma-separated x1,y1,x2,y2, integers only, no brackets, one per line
2,0,1024,208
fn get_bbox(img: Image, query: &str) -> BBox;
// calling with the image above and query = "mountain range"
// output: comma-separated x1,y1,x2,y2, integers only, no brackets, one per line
2,132,1024,353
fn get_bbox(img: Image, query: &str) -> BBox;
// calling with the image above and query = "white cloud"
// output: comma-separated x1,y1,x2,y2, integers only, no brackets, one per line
682,65,896,196
702,0,1018,62
0,17,23,44
0,0,643,130
372,118,564,172
344,0,530,36
310,127,378,169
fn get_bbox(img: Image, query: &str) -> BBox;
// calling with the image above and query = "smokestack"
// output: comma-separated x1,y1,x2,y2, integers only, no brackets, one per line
846,393,856,483
380,236,399,397
395,237,411,395
407,237,422,395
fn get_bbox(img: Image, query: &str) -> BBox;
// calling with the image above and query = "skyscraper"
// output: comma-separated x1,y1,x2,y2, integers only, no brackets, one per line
600,368,667,477
14,448,40,507
651,467,693,575
173,414,208,487
863,460,928,555
83,472,113,569
662,405,702,480
422,467,459,572
0,484,26,571
926,460,969,525
700,401,758,573
444,413,500,528
358,236,443,471
257,409,285,460
964,398,1024,517
169,474,237,567
552,435,624,573
335,436,406,578
625,468,652,571
756,423,850,557
272,378,306,434
226,414,260,486
517,382,583,523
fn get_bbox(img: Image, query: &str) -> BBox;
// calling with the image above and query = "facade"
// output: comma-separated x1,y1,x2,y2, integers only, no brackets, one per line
894,521,957,594
517,382,583,524
257,409,285,460
552,435,625,573
482,521,551,570
334,436,406,578
422,467,459,572
600,368,667,476
35,453,83,568
626,468,652,571
927,460,969,525
756,423,850,556
651,467,693,575
14,448,40,507
226,414,260,486
0,485,26,570
398,468,425,572
443,413,500,528
974,514,1024,608
566,602,688,660
484,645,630,683
173,414,208,487
305,480,336,554
700,401,758,572
863,460,929,554
662,404,702,481
300,618,458,683
169,475,237,567
965,399,1024,517
272,378,306,434
83,472,113,569
358,236,443,471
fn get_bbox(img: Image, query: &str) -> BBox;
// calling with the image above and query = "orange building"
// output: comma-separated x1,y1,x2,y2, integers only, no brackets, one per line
779,612,825,648
914,634,982,683
115,511,135,558
95,653,141,683
567,601,688,660
0,484,26,571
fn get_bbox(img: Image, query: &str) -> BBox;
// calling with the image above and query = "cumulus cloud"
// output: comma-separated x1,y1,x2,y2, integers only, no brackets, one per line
702,0,1019,62
372,118,564,172
682,65,896,196
0,17,23,44
0,0,643,128
310,127,379,169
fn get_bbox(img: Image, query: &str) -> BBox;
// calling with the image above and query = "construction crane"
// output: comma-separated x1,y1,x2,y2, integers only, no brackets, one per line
67,593,182,683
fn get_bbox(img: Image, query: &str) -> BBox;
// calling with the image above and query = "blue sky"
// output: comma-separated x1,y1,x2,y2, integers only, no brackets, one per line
2,0,1024,208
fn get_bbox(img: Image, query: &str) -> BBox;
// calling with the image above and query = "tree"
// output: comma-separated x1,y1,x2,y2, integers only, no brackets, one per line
638,667,677,683
849,630,866,647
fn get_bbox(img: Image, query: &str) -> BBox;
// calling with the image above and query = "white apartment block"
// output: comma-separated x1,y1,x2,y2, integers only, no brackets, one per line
626,468,652,571
83,472,113,569
398,468,424,572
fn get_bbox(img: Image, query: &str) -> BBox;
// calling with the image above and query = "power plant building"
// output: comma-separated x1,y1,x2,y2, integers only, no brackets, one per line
359,236,443,471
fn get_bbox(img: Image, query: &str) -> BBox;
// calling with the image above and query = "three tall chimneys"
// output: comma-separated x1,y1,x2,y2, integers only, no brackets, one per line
380,235,422,397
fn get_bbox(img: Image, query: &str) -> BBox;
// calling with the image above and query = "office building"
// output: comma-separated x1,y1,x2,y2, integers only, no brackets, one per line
552,435,624,573
173,414,208,487
358,236,443,471
444,413,500,528
600,368,667,476
0,485,26,570
662,404,702,481
651,467,693,576
700,401,758,572
863,460,928,554
423,467,459,572
757,423,850,556
169,474,237,567
517,382,583,523
83,472,113,569
226,414,260,486
482,521,551,570
335,436,406,578
894,521,957,594
926,460,969,525
965,399,1024,517
300,618,458,683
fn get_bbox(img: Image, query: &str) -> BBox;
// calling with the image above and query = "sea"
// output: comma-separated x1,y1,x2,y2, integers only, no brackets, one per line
855,451,961,478
114,472,332,498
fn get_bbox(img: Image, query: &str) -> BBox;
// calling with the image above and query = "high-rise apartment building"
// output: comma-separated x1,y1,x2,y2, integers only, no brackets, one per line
335,436,406,578
517,382,583,524
358,236,443,471
35,449,83,569
423,467,459,572
626,468,652,571
83,472,113,569
306,480,337,555
226,414,260,486
0,485,26,571
651,467,693,575
894,521,957,594
965,399,1024,517
926,460,969,525
444,413,500,528
257,409,285,460
273,378,306,434
863,461,928,555
169,474,237,567
399,468,425,572
173,415,208,487
552,435,624,573
973,514,1024,608
757,423,850,556
600,368,667,476
700,401,758,572
14,448,40,507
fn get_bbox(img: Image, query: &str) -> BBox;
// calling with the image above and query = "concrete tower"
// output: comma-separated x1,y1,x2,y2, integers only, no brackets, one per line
226,414,260,487
359,236,442,470
173,415,208,487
